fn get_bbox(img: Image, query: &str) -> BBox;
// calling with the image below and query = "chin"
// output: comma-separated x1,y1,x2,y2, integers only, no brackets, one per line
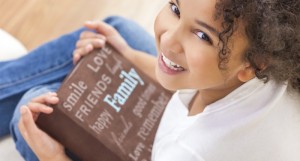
154,66,166,88
156,75,178,92
159,80,176,91
155,65,180,91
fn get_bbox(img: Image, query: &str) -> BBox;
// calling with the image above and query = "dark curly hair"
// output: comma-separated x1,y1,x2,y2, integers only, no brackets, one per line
215,0,300,93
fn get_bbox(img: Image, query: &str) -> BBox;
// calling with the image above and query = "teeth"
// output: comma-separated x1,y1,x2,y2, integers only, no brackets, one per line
162,53,184,71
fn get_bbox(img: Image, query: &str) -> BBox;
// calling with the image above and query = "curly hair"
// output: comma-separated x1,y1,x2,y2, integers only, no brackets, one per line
215,0,300,93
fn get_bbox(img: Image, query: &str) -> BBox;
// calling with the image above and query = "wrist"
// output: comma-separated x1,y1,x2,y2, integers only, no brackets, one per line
40,152,71,161
123,47,137,64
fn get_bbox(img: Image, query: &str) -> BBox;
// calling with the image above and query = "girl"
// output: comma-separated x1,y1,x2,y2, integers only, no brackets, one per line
7,0,300,160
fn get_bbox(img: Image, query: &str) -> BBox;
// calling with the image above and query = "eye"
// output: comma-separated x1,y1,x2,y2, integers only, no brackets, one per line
169,2,180,17
195,31,212,44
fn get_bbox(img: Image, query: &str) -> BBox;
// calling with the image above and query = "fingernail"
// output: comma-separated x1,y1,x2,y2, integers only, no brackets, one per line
86,44,93,51
73,54,80,64
49,92,57,96
85,21,93,24
98,39,105,45
50,96,59,101
20,106,27,115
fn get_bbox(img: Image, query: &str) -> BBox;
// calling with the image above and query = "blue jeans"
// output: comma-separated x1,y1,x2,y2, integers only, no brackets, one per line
1,16,156,161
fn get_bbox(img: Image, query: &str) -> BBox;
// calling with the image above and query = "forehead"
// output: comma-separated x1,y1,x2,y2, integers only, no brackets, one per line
179,0,221,27
180,0,217,16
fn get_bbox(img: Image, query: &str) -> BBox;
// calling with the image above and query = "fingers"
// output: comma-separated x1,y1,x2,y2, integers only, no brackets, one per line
84,20,117,37
79,31,106,41
31,92,59,105
77,31,106,48
25,92,57,120
73,20,123,64
18,106,38,143
27,102,54,118
18,106,67,161
73,31,107,64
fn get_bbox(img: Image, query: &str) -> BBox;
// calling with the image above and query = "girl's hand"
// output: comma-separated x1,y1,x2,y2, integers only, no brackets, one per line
73,20,132,64
18,92,71,161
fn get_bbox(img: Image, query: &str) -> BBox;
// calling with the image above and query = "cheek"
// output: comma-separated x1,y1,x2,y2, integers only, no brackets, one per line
188,49,219,72
154,9,164,39
154,6,174,42
187,49,222,81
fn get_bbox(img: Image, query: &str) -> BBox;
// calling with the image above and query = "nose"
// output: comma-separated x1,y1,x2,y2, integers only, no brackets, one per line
161,24,184,55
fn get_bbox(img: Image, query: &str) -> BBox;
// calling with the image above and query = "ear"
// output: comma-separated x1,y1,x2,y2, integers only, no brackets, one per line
237,62,255,82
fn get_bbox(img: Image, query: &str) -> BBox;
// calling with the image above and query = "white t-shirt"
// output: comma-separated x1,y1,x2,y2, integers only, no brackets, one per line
152,78,300,161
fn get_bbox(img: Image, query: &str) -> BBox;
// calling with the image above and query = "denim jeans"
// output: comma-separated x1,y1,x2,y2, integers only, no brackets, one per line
1,16,156,161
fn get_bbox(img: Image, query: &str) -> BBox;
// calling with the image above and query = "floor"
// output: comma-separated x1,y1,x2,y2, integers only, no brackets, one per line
0,0,166,50
0,0,166,160
0,136,23,161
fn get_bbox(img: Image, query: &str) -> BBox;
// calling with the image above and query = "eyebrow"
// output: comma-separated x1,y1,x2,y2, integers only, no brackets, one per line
175,0,219,37
195,20,220,37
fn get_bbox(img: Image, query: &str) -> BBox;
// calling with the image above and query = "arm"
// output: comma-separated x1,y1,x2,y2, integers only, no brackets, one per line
123,48,157,82
73,20,158,81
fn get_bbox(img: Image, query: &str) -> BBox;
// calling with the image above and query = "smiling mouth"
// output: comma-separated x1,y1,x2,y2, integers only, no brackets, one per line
161,52,185,71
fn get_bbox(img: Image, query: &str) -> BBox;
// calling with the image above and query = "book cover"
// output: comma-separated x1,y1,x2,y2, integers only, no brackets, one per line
36,43,172,161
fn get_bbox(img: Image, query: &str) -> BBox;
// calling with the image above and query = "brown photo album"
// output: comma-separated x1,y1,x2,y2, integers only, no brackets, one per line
36,43,172,161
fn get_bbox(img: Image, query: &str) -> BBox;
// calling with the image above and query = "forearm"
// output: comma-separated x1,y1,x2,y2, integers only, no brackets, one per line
124,48,157,82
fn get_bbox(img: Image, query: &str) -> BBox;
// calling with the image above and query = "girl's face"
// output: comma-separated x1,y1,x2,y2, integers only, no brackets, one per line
154,0,252,98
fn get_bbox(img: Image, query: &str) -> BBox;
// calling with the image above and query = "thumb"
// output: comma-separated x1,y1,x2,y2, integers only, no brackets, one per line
84,20,117,37
20,106,40,136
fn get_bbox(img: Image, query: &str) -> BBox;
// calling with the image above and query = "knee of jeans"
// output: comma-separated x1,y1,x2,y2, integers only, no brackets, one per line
9,86,47,141
103,15,140,32
9,113,38,161
11,125,39,161
9,84,60,161
103,15,128,25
